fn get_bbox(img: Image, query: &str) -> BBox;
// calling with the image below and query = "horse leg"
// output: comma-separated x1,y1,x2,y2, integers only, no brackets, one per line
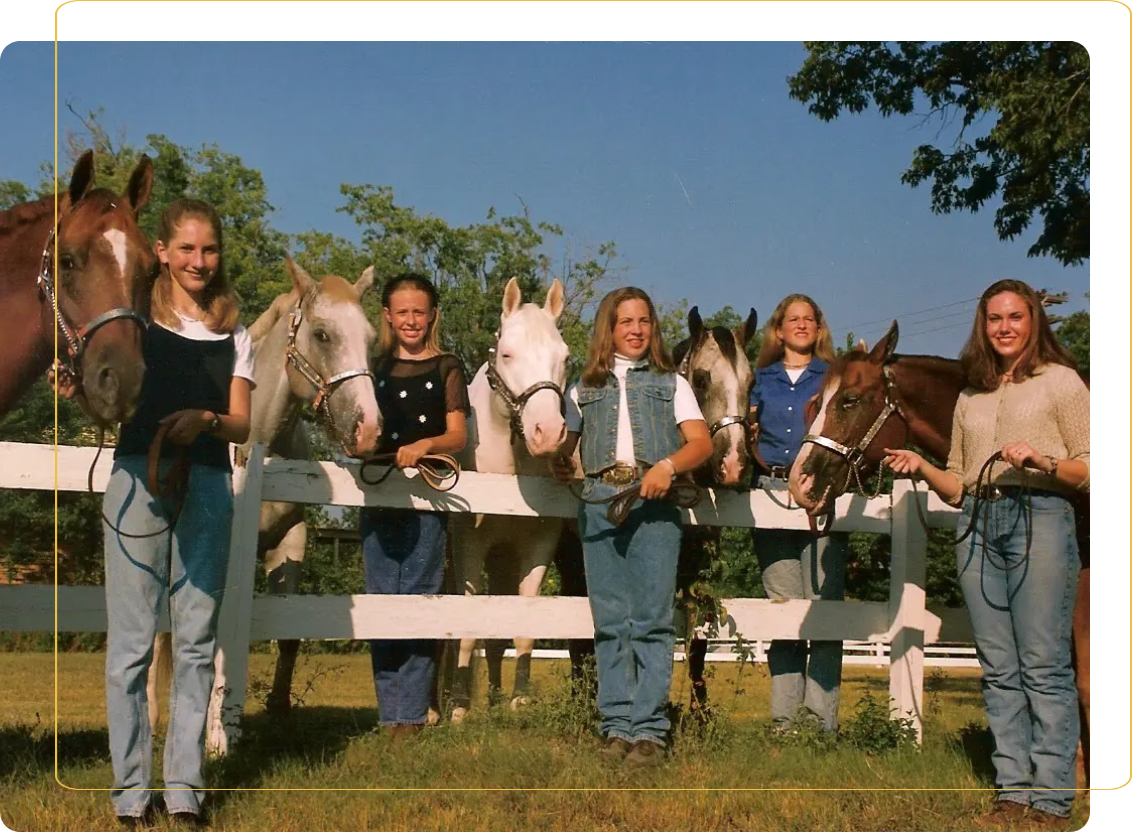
146,631,173,735
484,544,517,702
263,516,306,717
509,522,557,708
678,527,714,717
449,517,488,724
1073,566,1090,791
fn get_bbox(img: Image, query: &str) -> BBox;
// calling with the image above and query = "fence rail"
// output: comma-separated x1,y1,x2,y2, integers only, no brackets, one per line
0,441,972,754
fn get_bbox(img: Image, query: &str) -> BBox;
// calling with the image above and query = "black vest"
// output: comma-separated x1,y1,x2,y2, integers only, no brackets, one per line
116,323,234,470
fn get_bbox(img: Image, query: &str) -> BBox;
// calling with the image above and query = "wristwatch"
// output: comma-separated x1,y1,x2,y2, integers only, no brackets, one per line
1045,455,1059,477
204,412,221,433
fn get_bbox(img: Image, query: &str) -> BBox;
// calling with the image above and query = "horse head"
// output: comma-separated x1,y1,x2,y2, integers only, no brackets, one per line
488,277,569,458
54,150,155,423
282,257,382,458
789,321,909,515
674,305,757,487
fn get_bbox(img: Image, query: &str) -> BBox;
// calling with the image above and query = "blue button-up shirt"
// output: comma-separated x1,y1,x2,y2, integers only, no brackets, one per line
749,357,829,469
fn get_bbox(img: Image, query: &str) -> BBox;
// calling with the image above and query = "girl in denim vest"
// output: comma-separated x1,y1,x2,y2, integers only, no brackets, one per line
551,287,712,768
747,293,848,735
884,281,1088,829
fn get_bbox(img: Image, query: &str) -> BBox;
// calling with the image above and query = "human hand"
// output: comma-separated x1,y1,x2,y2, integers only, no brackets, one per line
159,409,212,446
639,462,674,500
883,448,927,477
47,360,78,400
549,450,577,483
395,439,433,468
1001,441,1046,471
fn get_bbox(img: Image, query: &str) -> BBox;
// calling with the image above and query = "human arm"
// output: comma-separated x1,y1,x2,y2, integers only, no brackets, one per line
550,431,581,482
395,410,467,467
159,376,252,446
639,418,712,499
46,360,95,417
882,447,963,505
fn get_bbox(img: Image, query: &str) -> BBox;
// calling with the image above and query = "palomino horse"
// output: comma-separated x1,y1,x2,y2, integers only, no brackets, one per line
671,305,757,714
787,322,1090,788
448,277,568,722
148,257,382,725
0,150,154,423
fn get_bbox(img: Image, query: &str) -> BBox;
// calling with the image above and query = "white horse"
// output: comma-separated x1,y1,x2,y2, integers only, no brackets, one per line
148,257,382,726
448,277,568,722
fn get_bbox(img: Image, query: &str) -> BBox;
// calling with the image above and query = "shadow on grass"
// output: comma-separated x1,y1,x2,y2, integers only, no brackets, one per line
206,705,379,807
951,722,997,785
0,723,108,781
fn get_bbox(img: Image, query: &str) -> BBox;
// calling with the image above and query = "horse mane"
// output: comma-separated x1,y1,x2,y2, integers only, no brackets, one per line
821,350,963,392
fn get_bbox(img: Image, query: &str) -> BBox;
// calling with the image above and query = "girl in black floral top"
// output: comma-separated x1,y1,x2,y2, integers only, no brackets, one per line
360,273,468,738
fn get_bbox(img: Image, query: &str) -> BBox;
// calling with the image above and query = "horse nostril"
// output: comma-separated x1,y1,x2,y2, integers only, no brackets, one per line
96,365,120,399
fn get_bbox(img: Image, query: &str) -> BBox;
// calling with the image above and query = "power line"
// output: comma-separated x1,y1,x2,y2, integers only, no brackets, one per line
839,297,979,332
852,307,976,338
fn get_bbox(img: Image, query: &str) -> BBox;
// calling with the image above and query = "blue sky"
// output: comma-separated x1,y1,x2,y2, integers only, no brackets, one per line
0,40,1091,357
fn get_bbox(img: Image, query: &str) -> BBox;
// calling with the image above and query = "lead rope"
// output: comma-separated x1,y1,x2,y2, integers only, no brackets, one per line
358,453,461,492
569,477,702,526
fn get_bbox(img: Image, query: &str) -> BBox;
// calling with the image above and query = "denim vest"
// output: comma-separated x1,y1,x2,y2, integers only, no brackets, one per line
576,368,682,475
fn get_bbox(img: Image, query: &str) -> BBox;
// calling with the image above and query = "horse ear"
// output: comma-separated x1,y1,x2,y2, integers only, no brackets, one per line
125,155,154,214
68,150,95,206
544,279,565,321
735,307,758,349
285,254,315,296
855,338,868,352
688,306,704,343
868,321,899,364
502,277,522,318
355,265,375,298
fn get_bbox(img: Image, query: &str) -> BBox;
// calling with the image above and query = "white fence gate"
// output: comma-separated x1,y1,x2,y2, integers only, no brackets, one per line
0,441,973,754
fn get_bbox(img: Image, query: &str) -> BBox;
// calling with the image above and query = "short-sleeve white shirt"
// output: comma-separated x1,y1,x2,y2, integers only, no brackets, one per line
169,312,256,386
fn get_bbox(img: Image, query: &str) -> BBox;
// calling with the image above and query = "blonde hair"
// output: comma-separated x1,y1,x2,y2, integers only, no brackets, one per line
580,287,674,387
377,272,442,359
150,199,238,333
755,293,834,370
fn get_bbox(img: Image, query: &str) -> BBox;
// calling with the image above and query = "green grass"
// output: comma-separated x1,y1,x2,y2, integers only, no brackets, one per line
0,652,1089,832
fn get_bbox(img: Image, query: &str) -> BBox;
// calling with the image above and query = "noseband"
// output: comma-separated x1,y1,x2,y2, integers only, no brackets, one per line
484,345,565,439
800,364,908,495
285,297,375,443
38,214,148,382
677,346,751,439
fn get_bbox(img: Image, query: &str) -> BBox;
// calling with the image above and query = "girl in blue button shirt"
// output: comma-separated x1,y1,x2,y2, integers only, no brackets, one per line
748,293,848,734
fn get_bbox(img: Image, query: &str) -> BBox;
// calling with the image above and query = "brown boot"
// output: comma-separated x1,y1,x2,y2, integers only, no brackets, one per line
624,739,666,769
1023,809,1072,830
976,800,1029,828
598,736,631,762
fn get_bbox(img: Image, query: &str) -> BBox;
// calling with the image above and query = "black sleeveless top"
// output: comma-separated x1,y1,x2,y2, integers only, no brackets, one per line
116,324,234,470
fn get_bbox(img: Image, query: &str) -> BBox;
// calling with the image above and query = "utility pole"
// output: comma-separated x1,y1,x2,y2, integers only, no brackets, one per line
1037,289,1069,324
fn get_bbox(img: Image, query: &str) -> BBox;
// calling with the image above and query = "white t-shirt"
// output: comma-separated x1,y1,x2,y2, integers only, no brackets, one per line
170,312,256,386
565,355,704,465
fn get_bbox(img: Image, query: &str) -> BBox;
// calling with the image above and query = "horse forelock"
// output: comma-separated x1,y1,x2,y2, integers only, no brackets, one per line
317,274,361,304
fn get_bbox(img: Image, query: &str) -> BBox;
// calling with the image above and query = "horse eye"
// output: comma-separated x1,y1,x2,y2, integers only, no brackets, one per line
841,395,859,410
59,254,76,271
313,329,331,343
500,353,512,361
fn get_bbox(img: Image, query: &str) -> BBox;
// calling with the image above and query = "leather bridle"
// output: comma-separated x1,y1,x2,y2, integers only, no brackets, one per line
484,345,565,439
677,344,752,439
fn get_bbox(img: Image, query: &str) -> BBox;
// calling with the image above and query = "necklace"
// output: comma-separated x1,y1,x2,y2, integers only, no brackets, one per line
782,360,811,369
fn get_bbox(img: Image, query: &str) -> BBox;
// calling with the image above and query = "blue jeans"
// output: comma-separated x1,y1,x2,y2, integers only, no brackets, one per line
103,456,233,818
957,491,1079,818
753,527,848,732
360,508,446,725
578,479,682,747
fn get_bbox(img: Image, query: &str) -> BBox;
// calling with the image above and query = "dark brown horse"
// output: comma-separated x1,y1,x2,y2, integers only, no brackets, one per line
0,150,155,423
787,321,1090,788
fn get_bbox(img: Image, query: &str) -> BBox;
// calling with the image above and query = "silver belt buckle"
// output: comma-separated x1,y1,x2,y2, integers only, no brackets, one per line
986,485,1005,502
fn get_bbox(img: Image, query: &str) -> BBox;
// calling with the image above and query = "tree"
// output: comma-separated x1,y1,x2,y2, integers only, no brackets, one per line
1055,309,1089,375
789,42,1089,266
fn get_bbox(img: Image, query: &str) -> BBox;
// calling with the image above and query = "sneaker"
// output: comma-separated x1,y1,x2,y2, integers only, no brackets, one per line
598,735,631,761
624,739,666,769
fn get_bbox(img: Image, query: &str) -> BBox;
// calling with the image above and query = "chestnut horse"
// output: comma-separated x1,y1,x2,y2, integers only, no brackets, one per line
787,321,1090,788
0,150,154,423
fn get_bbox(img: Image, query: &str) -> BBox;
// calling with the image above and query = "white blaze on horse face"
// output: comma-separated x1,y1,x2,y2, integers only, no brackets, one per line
788,375,839,510
496,304,568,458
694,334,750,485
310,289,381,457
103,228,129,283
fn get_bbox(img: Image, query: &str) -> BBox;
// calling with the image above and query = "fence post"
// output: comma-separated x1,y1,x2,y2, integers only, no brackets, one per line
206,443,266,756
888,479,928,743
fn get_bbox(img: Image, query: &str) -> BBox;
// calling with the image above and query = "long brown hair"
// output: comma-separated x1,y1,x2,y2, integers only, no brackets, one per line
755,293,834,370
580,286,674,387
960,279,1076,391
377,272,443,359
150,199,238,333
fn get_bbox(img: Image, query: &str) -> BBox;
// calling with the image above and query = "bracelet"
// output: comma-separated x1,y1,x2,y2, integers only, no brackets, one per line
659,458,677,479
1045,455,1059,477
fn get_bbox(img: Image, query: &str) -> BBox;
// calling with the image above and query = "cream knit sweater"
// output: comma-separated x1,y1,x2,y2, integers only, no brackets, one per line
945,363,1089,500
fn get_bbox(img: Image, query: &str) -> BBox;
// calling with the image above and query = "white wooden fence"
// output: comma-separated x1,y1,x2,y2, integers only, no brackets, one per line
0,440,972,754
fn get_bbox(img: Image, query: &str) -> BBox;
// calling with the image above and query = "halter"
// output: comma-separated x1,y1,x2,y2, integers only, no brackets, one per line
37,215,148,382
484,345,565,440
677,344,751,439
800,363,908,497
285,296,375,444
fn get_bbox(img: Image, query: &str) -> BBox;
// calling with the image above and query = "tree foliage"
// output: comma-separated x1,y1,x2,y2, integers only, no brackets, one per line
789,42,1089,265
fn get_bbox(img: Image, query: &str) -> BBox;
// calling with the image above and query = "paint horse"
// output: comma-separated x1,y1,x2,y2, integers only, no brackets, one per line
0,150,154,423
148,257,381,725
670,305,758,713
787,322,1091,788
448,277,569,722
